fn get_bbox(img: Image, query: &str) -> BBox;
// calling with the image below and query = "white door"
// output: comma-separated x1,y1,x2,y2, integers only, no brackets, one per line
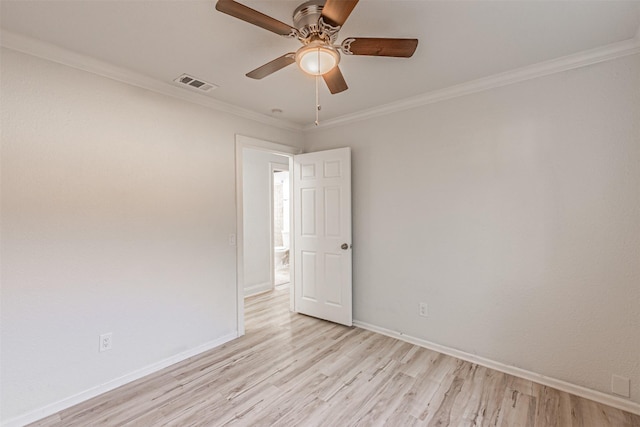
293,147,352,326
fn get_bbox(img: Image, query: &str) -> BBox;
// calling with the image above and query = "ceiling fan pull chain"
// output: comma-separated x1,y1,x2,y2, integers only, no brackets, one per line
315,57,321,126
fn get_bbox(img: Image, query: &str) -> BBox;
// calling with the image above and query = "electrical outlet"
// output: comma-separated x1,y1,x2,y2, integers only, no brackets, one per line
99,333,113,352
229,234,237,246
419,302,428,317
611,375,630,397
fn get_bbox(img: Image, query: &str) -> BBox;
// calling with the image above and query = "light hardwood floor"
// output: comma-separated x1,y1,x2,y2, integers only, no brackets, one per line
30,288,639,426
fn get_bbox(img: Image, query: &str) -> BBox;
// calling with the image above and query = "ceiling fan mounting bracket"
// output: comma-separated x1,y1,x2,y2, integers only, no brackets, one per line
317,17,341,44
283,29,300,39
341,38,355,55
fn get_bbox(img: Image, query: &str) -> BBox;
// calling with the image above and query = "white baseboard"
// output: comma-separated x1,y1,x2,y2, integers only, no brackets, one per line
353,320,640,416
2,332,238,427
244,281,273,297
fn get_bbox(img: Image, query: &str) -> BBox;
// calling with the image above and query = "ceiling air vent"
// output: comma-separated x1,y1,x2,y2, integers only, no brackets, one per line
174,74,218,92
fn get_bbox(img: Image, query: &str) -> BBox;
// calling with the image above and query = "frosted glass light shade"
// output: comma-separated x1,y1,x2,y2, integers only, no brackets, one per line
296,44,340,76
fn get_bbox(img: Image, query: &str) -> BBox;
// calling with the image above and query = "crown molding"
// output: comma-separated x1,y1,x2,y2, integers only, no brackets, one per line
2,28,639,135
0,30,304,133
305,35,640,132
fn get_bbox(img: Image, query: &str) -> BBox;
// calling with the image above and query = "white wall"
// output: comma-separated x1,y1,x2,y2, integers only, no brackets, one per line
242,149,288,296
304,54,640,405
0,48,302,423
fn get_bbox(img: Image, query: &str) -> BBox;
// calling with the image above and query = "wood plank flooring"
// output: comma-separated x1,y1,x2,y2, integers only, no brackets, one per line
29,287,640,426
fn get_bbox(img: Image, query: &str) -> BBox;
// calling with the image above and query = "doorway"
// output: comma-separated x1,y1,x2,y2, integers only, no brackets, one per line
235,135,300,336
235,136,353,335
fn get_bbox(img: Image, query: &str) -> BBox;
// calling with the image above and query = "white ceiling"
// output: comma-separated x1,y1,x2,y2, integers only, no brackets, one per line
2,1,639,127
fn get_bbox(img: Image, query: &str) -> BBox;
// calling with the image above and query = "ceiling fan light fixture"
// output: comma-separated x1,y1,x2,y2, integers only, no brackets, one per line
295,42,340,76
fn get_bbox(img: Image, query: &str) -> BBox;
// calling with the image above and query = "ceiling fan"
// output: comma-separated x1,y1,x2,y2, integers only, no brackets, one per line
215,0,419,94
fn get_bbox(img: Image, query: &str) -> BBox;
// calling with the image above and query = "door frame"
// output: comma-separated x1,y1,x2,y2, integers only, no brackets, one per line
235,134,301,336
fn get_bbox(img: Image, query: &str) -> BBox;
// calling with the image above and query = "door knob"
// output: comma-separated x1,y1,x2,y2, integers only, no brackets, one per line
341,243,350,250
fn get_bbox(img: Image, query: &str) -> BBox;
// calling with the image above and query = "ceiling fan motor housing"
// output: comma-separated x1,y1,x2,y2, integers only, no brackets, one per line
293,0,339,44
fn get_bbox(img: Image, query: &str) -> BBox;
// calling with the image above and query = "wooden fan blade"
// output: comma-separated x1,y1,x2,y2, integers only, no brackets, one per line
216,0,297,37
246,53,296,79
322,66,348,94
321,0,359,27
342,38,418,57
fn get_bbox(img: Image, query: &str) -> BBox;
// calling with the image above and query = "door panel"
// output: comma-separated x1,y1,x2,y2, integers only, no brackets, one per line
301,189,316,236
294,147,352,326
301,251,317,301
324,187,341,237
